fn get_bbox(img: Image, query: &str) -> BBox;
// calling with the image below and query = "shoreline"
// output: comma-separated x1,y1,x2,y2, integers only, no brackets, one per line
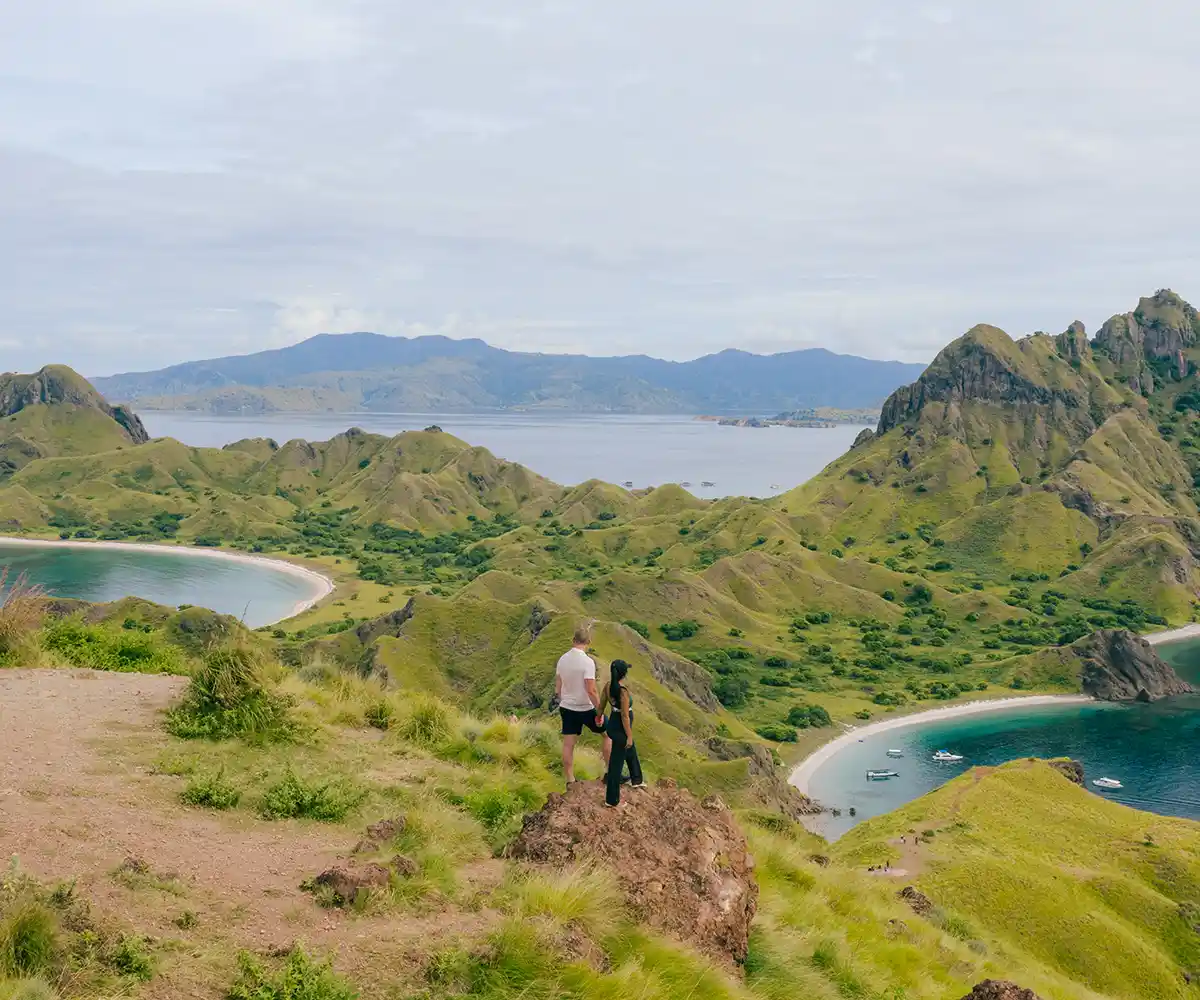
0,536,335,624
789,694,1095,795
1144,623,1200,646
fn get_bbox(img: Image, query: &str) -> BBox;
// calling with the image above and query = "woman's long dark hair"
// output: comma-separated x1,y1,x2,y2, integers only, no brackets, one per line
609,659,630,707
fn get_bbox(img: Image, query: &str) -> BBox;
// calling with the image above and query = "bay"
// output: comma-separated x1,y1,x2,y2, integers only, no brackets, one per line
0,542,323,629
140,411,870,499
804,640,1200,839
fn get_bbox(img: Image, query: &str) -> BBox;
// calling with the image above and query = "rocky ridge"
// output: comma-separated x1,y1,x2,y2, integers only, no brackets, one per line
1073,629,1193,701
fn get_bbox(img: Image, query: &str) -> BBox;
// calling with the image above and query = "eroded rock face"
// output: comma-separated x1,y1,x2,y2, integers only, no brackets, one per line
1074,629,1193,702
1049,759,1084,785
509,779,757,966
959,980,1043,1000
897,885,934,916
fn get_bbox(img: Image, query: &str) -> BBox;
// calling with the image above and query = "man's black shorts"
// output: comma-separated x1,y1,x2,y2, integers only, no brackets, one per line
560,707,605,736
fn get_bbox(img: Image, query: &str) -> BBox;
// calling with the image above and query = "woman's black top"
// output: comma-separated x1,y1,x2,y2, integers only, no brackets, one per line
605,683,633,738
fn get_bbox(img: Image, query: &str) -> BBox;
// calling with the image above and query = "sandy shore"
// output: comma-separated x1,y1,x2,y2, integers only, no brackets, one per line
789,694,1096,795
1144,623,1200,646
0,536,334,623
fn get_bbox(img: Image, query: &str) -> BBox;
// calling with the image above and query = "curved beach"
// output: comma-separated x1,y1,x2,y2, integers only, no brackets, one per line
1144,623,1200,646
0,536,334,623
789,694,1095,795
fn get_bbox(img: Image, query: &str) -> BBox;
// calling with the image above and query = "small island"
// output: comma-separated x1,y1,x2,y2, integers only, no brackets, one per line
697,406,880,428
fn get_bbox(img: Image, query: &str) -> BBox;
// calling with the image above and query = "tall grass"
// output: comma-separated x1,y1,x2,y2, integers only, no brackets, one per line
0,571,44,663
166,642,297,742
227,947,358,1000
259,769,366,822
41,617,183,674
0,903,58,979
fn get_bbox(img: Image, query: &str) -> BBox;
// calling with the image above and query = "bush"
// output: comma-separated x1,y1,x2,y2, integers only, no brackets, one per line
166,643,296,743
227,947,357,1000
181,769,241,810
763,655,789,669
785,704,832,728
398,699,454,747
109,935,154,981
713,674,750,708
260,770,367,823
622,620,650,639
755,723,797,743
41,617,183,674
658,620,700,641
364,700,393,730
0,903,58,978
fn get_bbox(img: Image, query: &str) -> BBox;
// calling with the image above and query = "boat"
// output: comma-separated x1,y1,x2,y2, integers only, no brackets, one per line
1092,777,1123,790
622,481,633,488
680,481,692,487
932,750,964,762
700,481,716,487
885,749,904,758
866,769,900,780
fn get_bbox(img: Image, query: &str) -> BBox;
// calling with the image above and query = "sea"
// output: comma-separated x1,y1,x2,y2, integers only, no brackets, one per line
140,411,870,499
803,640,1200,839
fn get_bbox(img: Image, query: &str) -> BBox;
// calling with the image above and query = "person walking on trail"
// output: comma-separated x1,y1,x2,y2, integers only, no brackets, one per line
555,623,611,784
603,658,645,808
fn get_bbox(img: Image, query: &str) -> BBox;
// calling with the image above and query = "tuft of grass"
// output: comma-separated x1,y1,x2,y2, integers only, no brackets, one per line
397,698,454,748
0,903,58,979
364,700,393,730
108,935,154,981
0,977,56,1000
0,571,44,663
260,769,366,823
180,768,241,810
166,642,297,743
227,947,358,1000
463,786,541,849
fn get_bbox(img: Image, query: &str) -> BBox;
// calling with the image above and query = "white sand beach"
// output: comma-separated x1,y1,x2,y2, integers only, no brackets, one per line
0,536,334,622
1143,623,1200,646
789,694,1095,794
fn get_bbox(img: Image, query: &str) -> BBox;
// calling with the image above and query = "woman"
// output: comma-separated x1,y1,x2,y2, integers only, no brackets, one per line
602,658,645,807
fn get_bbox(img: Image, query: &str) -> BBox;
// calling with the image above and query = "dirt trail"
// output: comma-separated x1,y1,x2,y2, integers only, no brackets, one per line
0,669,495,995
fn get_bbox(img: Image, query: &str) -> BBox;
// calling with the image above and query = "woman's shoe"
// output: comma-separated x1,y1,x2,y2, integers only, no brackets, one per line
630,782,648,789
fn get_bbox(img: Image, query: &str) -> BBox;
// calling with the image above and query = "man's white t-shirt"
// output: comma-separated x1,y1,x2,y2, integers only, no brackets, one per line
556,647,597,712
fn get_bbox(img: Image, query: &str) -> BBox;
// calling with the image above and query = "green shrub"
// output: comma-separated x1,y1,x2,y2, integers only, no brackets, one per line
463,786,541,847
260,770,366,822
398,699,454,747
658,620,700,641
713,674,750,708
755,723,797,743
0,903,58,978
181,769,241,810
108,935,154,981
166,643,296,743
622,620,650,639
41,617,183,674
785,704,832,728
364,700,393,731
227,947,357,1000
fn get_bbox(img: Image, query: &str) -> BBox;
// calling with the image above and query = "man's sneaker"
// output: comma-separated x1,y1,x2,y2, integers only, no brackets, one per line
630,782,648,790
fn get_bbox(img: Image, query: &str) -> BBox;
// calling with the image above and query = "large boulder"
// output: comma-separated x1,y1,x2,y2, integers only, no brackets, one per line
509,780,757,966
1073,629,1192,702
959,981,1043,1000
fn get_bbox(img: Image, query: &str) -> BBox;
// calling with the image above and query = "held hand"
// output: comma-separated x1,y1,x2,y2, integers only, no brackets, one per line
595,715,604,727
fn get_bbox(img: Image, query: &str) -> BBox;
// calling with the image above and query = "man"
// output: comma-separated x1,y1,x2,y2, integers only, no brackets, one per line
555,622,612,784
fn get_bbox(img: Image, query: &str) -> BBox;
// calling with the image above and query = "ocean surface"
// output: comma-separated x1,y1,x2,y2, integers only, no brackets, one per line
804,641,1200,839
0,543,318,629
141,411,870,499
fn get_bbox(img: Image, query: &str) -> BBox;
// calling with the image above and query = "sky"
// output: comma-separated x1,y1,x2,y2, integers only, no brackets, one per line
2,1,1199,376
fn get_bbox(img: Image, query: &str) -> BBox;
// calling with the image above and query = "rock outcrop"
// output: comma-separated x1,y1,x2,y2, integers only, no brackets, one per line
1048,759,1084,785
897,885,934,916
0,364,148,443
509,779,757,966
959,981,1043,1000
1073,629,1193,701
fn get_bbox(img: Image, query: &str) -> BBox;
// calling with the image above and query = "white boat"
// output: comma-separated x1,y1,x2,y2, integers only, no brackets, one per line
932,750,964,762
886,749,904,758
866,769,900,780
1092,777,1123,790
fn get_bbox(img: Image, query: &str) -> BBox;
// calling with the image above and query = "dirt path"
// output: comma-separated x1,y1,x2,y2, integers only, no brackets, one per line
0,669,496,997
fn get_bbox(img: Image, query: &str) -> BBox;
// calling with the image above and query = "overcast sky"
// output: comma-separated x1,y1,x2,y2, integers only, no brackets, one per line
2,1,1199,376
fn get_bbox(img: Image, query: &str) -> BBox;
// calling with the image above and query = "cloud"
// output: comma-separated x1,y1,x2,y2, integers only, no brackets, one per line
2,0,1200,376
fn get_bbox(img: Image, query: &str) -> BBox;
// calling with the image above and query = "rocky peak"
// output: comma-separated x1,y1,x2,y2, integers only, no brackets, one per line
0,365,149,444
1093,289,1200,388
1055,321,1090,366
877,325,1093,436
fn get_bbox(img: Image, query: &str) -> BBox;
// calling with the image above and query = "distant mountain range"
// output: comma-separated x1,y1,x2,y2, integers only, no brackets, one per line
91,333,927,414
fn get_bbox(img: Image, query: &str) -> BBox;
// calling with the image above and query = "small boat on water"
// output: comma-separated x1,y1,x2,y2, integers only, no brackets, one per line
1093,777,1123,790
700,481,716,487
932,749,964,762
886,749,904,758
622,481,634,488
866,769,900,780
681,481,692,487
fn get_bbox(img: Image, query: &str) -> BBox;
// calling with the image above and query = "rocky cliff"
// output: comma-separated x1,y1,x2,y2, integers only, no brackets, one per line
0,365,149,443
1073,629,1193,701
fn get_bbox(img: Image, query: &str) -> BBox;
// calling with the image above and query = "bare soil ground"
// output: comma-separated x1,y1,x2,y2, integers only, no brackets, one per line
0,669,497,998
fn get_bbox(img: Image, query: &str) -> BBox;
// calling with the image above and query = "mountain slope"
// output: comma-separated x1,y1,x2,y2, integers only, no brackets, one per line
91,333,926,414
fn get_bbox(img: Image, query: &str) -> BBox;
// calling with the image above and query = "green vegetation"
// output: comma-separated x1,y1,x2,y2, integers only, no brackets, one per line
166,643,297,743
227,948,357,1000
259,770,367,823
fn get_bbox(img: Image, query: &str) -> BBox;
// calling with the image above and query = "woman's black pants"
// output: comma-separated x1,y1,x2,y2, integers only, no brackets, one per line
605,729,643,806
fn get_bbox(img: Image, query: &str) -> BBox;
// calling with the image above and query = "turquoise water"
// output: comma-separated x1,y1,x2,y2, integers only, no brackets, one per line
804,643,1200,839
0,543,321,628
